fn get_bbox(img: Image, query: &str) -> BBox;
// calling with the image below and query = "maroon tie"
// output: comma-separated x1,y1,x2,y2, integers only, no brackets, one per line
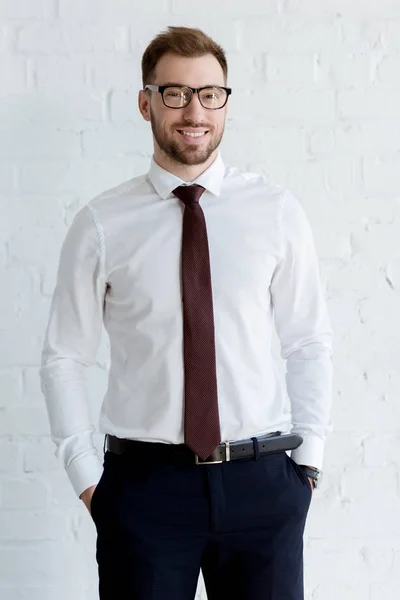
172,184,221,460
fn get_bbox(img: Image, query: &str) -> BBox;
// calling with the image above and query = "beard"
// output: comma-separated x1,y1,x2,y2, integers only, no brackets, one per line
150,108,224,166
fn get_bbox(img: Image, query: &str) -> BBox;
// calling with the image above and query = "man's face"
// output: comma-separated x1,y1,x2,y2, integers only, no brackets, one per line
143,53,228,167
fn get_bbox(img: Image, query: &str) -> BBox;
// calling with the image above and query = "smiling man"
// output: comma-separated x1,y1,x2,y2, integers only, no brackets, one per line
142,53,228,176
40,26,333,600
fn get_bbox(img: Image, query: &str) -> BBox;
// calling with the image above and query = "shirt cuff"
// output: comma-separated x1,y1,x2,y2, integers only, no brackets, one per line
66,453,104,498
290,434,325,471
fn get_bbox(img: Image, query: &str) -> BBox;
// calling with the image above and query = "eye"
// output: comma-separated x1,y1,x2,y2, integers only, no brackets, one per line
166,91,184,98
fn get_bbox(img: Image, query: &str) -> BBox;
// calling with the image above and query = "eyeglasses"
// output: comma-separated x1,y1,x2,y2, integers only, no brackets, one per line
144,85,232,110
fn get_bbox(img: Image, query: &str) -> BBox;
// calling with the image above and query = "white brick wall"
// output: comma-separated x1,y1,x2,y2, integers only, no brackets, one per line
1,1,399,599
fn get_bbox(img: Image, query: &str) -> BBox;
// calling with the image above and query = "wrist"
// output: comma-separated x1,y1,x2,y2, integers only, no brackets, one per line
299,465,323,489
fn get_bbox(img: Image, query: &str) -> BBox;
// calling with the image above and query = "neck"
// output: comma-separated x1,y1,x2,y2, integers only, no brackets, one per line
153,148,218,182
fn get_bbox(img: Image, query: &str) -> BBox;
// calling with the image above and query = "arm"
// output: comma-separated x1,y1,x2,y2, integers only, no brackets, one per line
40,205,106,498
270,191,333,471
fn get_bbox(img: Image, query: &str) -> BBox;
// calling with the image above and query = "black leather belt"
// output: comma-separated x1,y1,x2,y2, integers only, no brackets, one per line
105,432,303,465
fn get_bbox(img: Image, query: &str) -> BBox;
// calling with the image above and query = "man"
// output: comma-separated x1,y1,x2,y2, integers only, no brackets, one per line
40,26,333,600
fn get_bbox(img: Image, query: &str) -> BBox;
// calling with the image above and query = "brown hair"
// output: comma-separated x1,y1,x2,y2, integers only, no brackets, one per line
141,26,228,88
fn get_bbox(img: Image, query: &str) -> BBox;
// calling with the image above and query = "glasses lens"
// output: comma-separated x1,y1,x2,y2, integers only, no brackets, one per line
163,87,191,108
199,87,227,109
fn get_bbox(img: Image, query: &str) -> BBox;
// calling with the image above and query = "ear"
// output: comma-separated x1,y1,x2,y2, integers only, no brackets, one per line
138,89,151,122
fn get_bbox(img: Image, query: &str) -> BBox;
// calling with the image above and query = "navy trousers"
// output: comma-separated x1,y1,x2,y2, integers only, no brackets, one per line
91,447,312,599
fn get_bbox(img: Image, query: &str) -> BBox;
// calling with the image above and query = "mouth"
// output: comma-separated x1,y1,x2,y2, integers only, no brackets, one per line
176,129,210,141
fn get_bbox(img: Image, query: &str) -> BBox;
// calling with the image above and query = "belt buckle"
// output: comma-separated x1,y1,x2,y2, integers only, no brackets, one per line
195,441,230,465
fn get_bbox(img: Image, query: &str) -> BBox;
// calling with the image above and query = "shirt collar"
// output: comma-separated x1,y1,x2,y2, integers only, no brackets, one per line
148,151,225,200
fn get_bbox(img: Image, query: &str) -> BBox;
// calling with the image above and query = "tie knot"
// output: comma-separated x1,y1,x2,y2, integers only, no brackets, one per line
172,184,205,207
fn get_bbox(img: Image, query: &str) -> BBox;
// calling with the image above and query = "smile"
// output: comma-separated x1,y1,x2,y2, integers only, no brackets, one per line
177,130,209,138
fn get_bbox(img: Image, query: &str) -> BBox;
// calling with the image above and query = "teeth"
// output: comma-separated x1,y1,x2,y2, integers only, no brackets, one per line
180,131,206,138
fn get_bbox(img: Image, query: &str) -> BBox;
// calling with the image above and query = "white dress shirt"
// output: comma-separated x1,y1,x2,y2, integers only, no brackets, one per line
40,152,333,497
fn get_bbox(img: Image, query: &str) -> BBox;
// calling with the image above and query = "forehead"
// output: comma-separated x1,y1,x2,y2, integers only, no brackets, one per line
153,52,225,87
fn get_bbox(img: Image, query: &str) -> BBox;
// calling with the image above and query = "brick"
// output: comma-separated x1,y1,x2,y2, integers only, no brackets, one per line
360,362,398,402
82,124,152,157
59,0,169,19
0,27,6,53
327,261,383,295
0,511,70,542
266,53,317,85
0,369,23,408
1,478,48,508
34,57,85,89
316,52,372,88
228,53,266,89
11,294,51,342
363,155,400,195
312,583,370,600
339,89,400,118
308,491,400,538
242,18,343,53
376,54,400,85
0,442,21,473
386,259,400,290
351,223,400,261
0,587,86,600
325,290,362,341
87,55,139,90
0,127,81,158
0,0,55,19
223,120,307,164
18,23,130,54
392,549,400,579
0,408,50,436
0,267,35,333
18,23,65,54
0,92,103,125
323,432,364,469
0,165,15,192
341,466,398,505
284,0,400,17
363,540,400,579
333,122,400,156
231,87,335,120
23,438,60,472
334,378,400,432
380,21,400,51
322,155,363,194
20,159,134,197
2,218,62,275
110,90,149,124
0,196,69,234
305,539,368,584
0,58,26,95
0,544,96,590
172,0,278,16
363,434,400,467
371,581,400,600
22,368,52,407
358,292,400,339
58,0,102,20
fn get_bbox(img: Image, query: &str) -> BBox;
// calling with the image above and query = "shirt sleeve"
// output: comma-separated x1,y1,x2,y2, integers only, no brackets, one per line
39,205,106,497
270,190,333,470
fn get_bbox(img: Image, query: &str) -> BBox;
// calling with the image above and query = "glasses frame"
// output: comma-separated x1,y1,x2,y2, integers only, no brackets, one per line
144,84,232,110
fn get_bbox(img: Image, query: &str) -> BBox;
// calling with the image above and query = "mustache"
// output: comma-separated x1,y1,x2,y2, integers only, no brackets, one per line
174,123,213,129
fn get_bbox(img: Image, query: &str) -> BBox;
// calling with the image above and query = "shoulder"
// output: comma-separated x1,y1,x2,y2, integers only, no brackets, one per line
87,173,149,212
224,163,286,203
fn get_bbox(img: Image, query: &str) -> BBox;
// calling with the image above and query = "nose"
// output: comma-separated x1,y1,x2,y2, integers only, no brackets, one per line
182,91,205,121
